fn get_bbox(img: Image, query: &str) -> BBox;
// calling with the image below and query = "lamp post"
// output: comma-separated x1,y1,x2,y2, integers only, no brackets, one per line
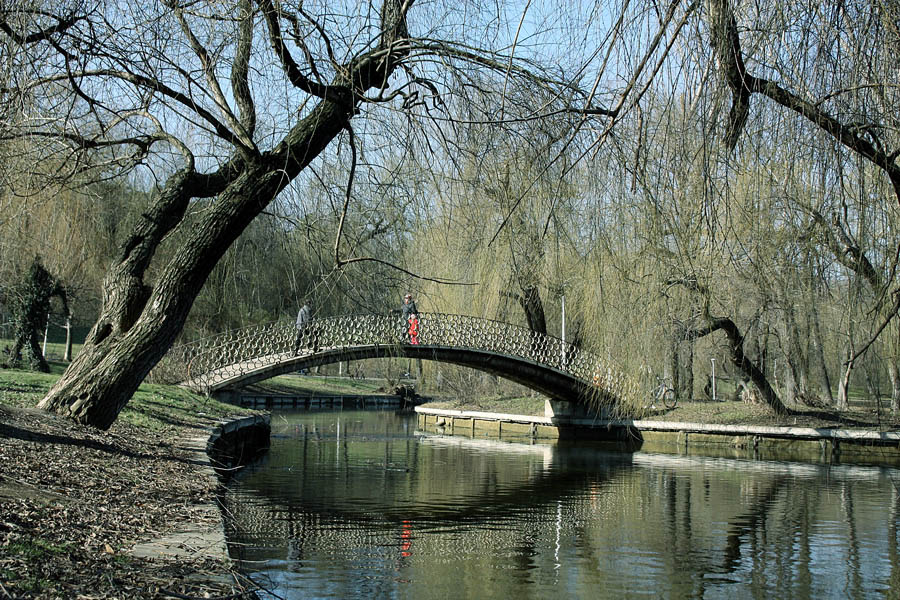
561,295,566,364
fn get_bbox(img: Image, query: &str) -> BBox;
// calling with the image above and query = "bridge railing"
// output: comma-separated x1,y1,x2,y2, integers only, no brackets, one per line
150,313,634,403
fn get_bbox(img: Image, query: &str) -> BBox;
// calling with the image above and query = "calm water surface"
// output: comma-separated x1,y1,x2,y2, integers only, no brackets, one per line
222,409,900,599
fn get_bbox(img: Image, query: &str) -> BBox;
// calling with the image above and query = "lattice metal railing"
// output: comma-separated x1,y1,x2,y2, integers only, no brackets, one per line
150,313,634,402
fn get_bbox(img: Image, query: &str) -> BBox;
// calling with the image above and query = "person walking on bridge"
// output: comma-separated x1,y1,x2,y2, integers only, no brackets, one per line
400,293,418,342
293,300,314,354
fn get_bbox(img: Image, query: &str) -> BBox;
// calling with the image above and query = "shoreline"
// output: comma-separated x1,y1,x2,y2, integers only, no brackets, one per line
131,414,270,567
415,405,900,466
0,387,269,599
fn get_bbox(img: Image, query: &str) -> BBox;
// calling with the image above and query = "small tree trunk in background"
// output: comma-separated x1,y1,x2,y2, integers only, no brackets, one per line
864,364,881,414
684,339,695,402
888,361,900,415
668,336,679,396
837,373,851,410
781,305,806,402
810,303,834,405
837,349,852,411
519,285,547,335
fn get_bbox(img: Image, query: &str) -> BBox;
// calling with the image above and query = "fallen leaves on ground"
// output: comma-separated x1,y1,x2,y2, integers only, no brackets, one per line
0,404,258,599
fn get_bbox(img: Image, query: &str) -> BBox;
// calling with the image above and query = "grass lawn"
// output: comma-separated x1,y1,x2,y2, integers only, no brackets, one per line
0,361,246,431
240,373,388,396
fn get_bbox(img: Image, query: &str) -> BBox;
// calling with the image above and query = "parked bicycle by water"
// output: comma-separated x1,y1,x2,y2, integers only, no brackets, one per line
650,378,677,409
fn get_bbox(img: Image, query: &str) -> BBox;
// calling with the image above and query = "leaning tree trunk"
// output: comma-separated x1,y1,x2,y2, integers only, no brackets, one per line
685,316,790,415
38,1,411,429
38,164,293,428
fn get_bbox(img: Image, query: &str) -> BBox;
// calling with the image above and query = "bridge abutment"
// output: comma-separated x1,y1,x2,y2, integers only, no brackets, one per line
544,398,588,419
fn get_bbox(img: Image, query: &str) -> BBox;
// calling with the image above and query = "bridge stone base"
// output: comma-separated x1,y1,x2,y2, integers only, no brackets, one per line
545,398,607,420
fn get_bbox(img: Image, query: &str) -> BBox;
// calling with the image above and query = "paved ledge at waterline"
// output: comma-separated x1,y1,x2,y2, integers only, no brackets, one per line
414,406,900,462
131,413,270,562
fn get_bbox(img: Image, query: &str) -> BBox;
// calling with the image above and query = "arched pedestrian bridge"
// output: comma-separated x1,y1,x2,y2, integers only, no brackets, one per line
152,313,633,410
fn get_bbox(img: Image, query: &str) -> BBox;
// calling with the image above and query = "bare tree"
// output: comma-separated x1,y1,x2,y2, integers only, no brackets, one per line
1,0,419,428
4,0,639,428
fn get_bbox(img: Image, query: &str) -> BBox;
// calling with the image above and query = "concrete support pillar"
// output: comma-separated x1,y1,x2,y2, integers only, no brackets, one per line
545,398,590,419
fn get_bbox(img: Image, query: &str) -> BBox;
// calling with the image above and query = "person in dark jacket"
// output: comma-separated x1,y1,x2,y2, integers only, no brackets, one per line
293,301,312,354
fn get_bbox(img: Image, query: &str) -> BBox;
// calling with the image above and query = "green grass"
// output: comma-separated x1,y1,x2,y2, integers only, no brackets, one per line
6,538,72,560
0,361,249,431
2,537,74,594
0,337,84,365
248,374,385,396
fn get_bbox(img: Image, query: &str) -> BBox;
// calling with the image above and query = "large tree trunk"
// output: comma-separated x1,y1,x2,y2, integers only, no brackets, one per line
37,1,412,429
685,316,790,415
38,165,288,427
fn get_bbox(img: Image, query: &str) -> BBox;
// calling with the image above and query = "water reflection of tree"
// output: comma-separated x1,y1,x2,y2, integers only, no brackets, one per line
721,476,788,573
888,490,900,593
841,480,863,598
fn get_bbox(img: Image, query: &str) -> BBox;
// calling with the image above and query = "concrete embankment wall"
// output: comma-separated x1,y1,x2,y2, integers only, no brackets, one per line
215,391,411,411
207,413,271,473
415,407,900,466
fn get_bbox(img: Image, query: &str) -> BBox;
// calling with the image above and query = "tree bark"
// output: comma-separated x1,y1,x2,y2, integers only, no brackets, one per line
37,0,412,429
520,285,547,335
889,360,900,415
809,299,835,406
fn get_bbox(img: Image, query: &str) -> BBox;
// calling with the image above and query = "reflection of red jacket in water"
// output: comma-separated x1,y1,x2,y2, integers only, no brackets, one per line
408,315,419,345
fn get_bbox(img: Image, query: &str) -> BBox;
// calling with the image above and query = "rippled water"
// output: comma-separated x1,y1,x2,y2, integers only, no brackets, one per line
222,409,900,599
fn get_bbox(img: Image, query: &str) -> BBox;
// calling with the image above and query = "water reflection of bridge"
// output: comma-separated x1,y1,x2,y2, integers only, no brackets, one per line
222,434,635,563
152,313,634,409
223,433,900,595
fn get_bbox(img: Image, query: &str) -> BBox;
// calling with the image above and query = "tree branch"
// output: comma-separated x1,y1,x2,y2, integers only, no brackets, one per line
255,0,352,104
230,0,257,140
0,11,83,45
710,0,900,202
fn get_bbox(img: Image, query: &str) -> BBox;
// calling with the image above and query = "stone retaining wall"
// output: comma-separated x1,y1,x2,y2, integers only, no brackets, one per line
415,407,900,466
207,414,271,474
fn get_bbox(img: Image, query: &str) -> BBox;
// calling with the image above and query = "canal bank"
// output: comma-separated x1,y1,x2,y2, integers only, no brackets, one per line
416,405,900,465
131,413,270,565
0,369,270,599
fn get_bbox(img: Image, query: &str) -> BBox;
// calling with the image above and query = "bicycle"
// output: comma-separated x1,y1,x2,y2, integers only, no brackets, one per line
651,379,677,409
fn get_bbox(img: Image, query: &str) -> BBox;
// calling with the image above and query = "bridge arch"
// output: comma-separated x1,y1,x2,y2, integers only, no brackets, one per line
152,313,631,409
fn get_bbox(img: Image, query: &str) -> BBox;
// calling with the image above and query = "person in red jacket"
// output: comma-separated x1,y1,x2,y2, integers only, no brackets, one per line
408,313,420,345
